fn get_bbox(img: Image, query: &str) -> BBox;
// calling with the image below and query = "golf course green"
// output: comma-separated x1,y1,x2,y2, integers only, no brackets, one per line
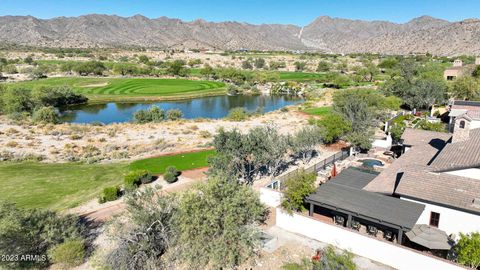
9,77,227,102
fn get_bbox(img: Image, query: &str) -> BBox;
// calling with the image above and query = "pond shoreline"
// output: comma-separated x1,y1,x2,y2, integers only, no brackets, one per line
60,94,304,124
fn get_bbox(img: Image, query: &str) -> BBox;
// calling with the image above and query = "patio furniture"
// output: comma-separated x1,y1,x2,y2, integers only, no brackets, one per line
405,224,453,250
351,220,361,231
334,215,345,226
368,225,378,237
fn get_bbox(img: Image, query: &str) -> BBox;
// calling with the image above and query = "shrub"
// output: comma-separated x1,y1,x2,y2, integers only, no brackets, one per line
227,107,249,121
99,186,120,203
124,170,153,189
163,166,180,183
281,169,317,213
317,114,352,144
166,109,183,120
48,239,85,268
133,105,165,123
455,232,480,269
32,106,60,124
0,203,86,269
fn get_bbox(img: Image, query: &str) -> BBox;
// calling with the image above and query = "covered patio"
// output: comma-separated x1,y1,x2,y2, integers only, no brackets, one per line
306,181,425,244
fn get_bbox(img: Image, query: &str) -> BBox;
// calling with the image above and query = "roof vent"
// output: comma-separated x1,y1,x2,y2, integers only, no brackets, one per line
473,198,480,209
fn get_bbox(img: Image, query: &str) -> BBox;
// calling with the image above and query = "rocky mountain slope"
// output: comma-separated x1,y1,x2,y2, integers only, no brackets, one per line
1,14,479,55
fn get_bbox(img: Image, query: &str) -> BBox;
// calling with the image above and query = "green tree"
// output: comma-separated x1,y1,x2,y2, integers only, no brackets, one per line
294,61,307,71
378,57,398,69
291,126,323,164
175,176,267,269
200,64,214,78
449,76,480,100
106,187,177,270
317,61,331,72
455,232,480,269
0,88,34,114
166,60,189,77
317,114,352,144
281,169,316,213
209,126,290,184
138,55,150,64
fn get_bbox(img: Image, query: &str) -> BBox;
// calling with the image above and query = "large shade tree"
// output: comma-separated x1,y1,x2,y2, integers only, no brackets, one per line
175,176,267,269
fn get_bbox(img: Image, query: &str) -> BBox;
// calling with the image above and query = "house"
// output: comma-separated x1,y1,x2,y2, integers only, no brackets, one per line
307,122,480,248
443,57,480,80
448,100,480,133
364,126,480,238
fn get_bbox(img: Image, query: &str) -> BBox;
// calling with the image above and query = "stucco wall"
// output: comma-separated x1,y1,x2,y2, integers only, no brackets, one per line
259,187,283,207
276,208,464,270
401,197,480,238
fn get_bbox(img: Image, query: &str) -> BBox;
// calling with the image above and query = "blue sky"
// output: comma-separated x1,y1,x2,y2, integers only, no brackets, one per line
1,0,479,25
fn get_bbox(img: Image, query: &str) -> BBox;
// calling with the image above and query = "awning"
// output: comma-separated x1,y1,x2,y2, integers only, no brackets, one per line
406,224,453,250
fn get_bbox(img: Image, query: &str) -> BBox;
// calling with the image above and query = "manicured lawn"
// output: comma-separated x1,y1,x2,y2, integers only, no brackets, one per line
303,106,332,117
0,162,128,210
9,77,226,102
129,149,215,174
0,149,216,210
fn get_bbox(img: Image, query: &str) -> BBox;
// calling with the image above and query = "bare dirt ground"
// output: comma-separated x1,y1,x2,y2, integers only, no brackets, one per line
0,109,309,163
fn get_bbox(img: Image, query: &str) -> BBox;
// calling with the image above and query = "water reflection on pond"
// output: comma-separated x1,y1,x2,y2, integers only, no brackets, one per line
60,95,303,124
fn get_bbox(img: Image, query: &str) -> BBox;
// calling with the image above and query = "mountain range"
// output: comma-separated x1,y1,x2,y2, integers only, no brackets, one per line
1,14,480,55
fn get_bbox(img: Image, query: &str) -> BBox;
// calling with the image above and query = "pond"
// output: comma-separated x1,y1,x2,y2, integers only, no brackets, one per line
60,95,303,124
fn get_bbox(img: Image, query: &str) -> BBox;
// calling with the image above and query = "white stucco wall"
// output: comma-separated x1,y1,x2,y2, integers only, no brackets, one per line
259,187,283,207
276,208,464,270
401,197,480,238
445,168,480,180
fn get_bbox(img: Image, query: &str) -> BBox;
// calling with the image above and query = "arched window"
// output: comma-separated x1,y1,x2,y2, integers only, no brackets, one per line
459,120,466,129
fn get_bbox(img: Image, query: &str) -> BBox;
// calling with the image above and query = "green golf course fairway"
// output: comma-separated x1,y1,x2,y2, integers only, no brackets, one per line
9,77,226,102
0,149,215,210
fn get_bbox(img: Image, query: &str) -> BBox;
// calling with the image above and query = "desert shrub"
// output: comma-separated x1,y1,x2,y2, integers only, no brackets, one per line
47,239,85,268
32,106,60,124
316,114,352,144
0,203,86,269
124,170,153,189
133,105,165,123
163,166,180,183
99,186,120,203
281,169,317,213
0,87,34,114
227,107,249,121
166,109,183,120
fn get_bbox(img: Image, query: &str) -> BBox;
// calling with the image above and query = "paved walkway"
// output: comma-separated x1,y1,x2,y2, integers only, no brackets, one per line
263,226,394,270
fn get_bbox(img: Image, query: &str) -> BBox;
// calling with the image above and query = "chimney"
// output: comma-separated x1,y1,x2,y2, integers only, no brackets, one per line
452,115,471,143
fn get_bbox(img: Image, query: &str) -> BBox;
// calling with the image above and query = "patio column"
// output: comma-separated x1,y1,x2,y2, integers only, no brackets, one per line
309,203,314,216
398,229,404,245
346,214,352,228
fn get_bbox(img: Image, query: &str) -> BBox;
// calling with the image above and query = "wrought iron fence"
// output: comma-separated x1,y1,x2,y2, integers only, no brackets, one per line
266,147,350,190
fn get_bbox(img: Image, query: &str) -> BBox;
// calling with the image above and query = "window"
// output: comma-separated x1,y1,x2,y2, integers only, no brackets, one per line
459,120,465,129
429,212,440,227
